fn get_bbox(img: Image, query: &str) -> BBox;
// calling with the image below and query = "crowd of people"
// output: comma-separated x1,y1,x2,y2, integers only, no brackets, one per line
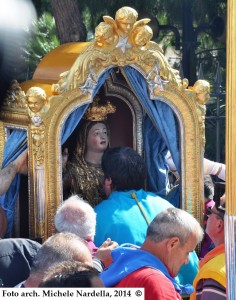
0,141,226,299
0,94,226,299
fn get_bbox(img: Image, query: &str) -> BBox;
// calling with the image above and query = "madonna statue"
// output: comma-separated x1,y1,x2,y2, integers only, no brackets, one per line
62,98,116,207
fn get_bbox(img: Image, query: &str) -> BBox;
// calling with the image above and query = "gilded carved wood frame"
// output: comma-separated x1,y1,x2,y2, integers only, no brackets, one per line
0,7,206,240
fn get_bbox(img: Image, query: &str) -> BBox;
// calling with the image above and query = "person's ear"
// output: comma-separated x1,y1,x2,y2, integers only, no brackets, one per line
166,237,180,252
216,218,224,233
104,177,112,196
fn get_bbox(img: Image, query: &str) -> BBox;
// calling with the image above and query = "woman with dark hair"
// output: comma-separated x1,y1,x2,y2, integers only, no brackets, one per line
63,99,116,207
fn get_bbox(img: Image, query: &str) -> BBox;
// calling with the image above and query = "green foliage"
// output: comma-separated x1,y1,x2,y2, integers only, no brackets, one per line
23,12,59,79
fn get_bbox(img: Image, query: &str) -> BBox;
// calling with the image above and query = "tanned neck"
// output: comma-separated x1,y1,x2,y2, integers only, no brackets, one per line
212,235,224,247
24,274,42,287
141,239,165,262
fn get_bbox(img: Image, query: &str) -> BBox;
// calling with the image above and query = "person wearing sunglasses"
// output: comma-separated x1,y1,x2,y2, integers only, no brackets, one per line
190,202,226,300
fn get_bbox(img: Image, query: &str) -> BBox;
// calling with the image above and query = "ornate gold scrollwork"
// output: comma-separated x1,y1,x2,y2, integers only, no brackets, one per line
190,80,211,148
2,80,27,110
36,220,45,240
31,127,45,165
25,86,50,165
53,6,182,96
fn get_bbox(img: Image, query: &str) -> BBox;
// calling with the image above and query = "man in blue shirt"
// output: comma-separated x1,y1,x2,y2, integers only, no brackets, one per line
94,146,199,289
94,147,172,246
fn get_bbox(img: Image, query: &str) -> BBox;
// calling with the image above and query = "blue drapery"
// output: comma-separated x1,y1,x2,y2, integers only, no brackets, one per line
0,68,112,237
0,130,27,237
61,69,112,144
123,66,180,205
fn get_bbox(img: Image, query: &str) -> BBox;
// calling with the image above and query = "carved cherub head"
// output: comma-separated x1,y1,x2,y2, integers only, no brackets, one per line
95,22,116,47
193,80,210,105
115,7,138,38
131,24,153,47
26,87,47,113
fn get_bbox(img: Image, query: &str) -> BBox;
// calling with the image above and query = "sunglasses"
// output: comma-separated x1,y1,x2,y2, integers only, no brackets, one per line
206,207,224,219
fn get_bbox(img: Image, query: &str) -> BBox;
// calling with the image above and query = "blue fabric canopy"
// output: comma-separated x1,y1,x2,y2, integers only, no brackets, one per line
0,130,27,237
123,66,180,204
61,69,112,144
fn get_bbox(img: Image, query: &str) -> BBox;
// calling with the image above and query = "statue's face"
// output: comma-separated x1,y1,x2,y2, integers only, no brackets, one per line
134,29,146,46
27,95,45,113
117,20,134,36
196,88,210,105
95,25,114,46
104,31,115,45
86,123,108,153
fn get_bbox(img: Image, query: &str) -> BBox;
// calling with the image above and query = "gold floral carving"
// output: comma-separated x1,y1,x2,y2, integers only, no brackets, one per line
0,80,28,125
2,80,27,110
84,98,116,121
36,221,45,239
30,127,45,166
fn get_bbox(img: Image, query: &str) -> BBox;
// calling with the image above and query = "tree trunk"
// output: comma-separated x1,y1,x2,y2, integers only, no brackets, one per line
50,0,87,43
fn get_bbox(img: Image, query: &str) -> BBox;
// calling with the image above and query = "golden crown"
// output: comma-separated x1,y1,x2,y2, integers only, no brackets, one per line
84,97,116,121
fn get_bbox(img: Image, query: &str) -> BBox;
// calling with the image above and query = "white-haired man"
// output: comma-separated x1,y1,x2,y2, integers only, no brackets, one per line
55,195,97,254
55,195,118,269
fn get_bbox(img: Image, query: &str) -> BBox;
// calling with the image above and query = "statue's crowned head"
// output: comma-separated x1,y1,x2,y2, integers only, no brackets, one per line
75,97,116,157
84,96,116,121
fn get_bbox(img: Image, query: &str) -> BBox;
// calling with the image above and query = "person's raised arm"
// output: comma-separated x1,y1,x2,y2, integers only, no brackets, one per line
204,158,225,181
0,149,28,196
